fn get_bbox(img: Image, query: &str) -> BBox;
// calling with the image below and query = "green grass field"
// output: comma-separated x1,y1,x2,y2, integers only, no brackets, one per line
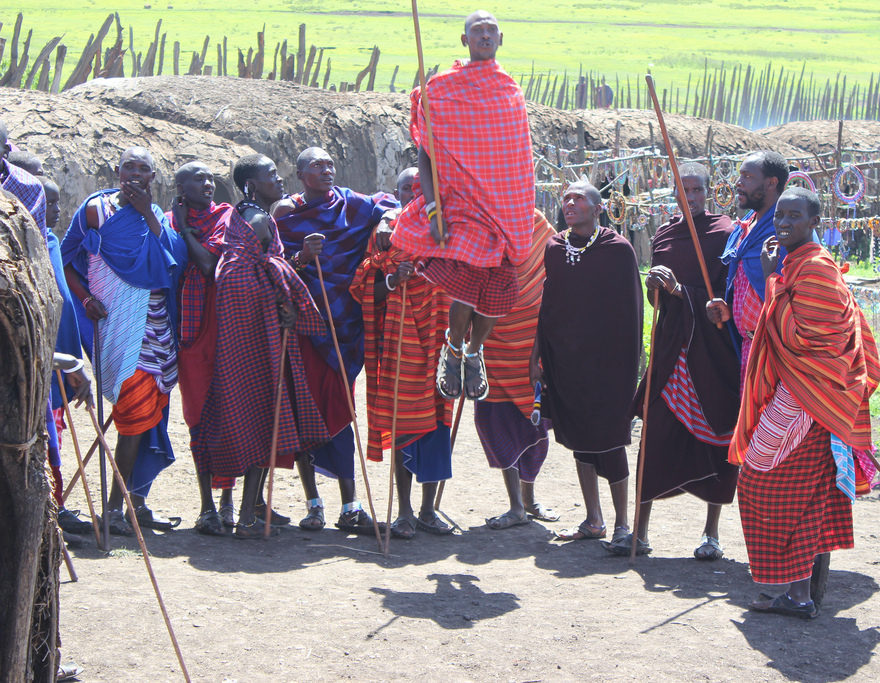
2,1,879,97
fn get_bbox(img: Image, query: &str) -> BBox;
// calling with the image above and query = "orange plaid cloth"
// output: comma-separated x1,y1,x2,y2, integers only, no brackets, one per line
112,369,168,436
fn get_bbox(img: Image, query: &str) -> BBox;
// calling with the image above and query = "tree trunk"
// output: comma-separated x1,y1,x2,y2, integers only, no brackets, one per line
0,193,62,682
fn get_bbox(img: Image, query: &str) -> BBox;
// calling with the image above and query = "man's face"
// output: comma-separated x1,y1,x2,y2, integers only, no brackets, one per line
773,196,817,252
43,185,60,229
178,165,215,210
297,152,335,196
461,16,502,62
117,150,155,190
736,158,775,212
562,190,600,229
676,174,707,218
397,172,417,208
253,160,285,204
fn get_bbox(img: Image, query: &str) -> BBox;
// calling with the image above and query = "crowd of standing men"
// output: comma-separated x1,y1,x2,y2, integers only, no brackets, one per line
3,9,878,623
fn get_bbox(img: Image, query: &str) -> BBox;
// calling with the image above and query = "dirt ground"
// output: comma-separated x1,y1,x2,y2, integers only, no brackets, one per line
57,373,880,682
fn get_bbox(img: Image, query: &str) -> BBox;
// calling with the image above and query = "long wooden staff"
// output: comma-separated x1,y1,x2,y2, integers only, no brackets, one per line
93,326,110,550
645,75,721,329
433,395,465,511
55,369,102,546
314,257,384,551
631,288,661,564
61,414,112,504
86,405,191,681
264,328,289,538
411,0,446,247
59,530,78,583
384,280,408,556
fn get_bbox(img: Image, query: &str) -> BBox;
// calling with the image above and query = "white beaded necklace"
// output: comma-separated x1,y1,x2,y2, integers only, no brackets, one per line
563,227,599,265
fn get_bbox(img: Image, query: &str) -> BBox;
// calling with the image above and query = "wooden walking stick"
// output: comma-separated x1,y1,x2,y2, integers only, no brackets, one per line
411,0,446,248
384,280,408,556
87,404,192,682
59,531,78,583
55,368,102,546
92,326,110,550
631,288,661,564
313,256,384,551
433,395,464,511
645,74,722,329
264,327,289,538
61,414,112,504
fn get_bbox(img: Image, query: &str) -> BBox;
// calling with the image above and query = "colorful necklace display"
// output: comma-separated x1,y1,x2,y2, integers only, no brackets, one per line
563,227,599,265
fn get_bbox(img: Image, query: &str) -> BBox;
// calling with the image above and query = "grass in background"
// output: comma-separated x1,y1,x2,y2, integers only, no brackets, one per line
2,1,879,104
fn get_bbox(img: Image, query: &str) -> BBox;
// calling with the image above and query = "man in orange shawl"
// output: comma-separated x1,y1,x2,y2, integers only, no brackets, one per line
351,168,454,538
731,187,880,619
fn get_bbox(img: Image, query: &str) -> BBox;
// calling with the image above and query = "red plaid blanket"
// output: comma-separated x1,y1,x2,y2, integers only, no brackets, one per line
392,59,534,267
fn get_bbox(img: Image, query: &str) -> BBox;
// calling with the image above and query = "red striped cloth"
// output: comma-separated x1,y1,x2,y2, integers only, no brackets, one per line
392,59,534,268
731,242,880,494
743,381,812,471
351,232,452,463
482,210,555,417
112,369,168,436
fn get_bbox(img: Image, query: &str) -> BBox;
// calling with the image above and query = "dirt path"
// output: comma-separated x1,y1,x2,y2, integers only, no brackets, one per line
58,381,880,681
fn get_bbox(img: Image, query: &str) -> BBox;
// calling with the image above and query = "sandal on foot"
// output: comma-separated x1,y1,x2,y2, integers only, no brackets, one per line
134,506,182,531
436,331,463,400
463,346,490,401
234,518,276,540
299,503,325,531
57,661,83,682
601,531,651,556
749,592,818,620
554,519,606,541
525,502,560,522
486,511,530,530
255,503,290,527
416,513,454,535
694,534,724,561
195,511,225,536
390,517,417,539
103,509,133,537
219,504,236,528
335,508,381,536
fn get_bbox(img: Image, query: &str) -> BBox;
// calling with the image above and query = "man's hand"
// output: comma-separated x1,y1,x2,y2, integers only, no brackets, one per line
645,265,681,297
374,219,394,252
278,301,298,329
388,262,414,289
121,180,154,218
299,232,325,263
171,196,188,233
428,214,450,245
528,358,544,388
66,368,94,407
83,297,108,321
705,298,731,324
761,236,780,280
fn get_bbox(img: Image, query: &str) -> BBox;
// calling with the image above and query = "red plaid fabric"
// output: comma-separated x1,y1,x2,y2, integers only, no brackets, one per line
420,258,518,318
732,264,763,389
738,422,853,584
392,59,534,268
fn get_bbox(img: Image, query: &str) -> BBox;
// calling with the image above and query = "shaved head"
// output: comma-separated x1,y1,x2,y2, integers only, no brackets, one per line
464,9,498,31
397,167,418,189
296,146,332,171
119,146,154,170
175,160,210,185
564,179,602,205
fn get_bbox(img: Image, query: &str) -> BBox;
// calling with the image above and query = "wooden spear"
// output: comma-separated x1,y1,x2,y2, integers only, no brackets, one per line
411,0,446,247
384,280,408,555
263,328,289,538
644,74,722,329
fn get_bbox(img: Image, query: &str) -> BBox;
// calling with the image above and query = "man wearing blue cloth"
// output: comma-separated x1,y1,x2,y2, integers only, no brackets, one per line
706,151,788,388
62,147,187,536
272,147,396,534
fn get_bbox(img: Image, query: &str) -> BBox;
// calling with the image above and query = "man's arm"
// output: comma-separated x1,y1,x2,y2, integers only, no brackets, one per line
173,200,218,277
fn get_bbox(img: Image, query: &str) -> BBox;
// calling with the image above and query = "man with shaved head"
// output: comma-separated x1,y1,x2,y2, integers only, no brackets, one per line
530,179,641,547
392,10,534,403
273,146,396,535
62,146,188,537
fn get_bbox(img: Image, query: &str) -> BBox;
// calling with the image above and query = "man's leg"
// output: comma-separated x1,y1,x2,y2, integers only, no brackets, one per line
576,460,604,531
107,433,144,510
609,476,630,534
395,454,415,520
197,472,216,515
234,466,265,537
704,503,722,539
487,467,527,529
447,301,476,349
296,456,325,530
418,481,440,522
464,313,497,354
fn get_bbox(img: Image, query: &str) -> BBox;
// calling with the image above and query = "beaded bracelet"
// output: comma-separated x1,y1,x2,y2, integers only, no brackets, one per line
82,295,95,308
62,358,84,374
385,273,397,291
606,191,627,225
786,170,817,193
833,165,866,205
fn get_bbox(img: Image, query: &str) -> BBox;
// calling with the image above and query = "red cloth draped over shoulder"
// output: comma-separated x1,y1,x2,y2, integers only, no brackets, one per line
730,242,880,471
392,59,534,268
194,210,330,477
168,202,230,428
351,229,452,462
482,210,555,418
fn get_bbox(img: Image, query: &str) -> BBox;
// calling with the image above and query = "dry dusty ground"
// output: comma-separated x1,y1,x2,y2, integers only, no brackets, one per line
57,374,880,682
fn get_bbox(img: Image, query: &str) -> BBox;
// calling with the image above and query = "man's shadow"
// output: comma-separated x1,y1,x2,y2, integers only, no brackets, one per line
370,573,519,631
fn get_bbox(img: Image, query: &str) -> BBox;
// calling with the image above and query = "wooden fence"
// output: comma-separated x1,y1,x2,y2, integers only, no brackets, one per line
1,12,879,125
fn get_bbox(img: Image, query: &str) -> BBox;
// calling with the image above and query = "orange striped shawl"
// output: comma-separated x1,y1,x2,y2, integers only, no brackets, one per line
730,242,880,468
483,210,556,417
351,232,452,463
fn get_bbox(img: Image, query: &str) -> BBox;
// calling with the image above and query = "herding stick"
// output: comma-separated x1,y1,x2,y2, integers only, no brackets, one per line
384,280,408,556
264,327,289,538
92,326,110,550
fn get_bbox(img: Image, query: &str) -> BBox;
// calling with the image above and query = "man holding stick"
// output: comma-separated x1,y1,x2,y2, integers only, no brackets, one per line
393,10,534,401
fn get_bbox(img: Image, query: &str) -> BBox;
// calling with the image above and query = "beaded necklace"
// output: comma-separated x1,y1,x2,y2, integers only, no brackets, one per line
236,199,269,216
563,227,599,265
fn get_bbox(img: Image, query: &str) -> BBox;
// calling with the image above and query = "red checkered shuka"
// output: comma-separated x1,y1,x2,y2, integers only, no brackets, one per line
392,59,534,268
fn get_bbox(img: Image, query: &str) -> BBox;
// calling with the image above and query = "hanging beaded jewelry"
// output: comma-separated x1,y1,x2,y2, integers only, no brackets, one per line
563,227,600,265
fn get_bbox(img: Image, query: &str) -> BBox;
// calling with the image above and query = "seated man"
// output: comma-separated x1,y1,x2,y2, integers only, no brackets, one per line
392,10,534,401
273,147,394,534
193,155,329,539
61,147,188,535
351,167,454,538
732,187,879,619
